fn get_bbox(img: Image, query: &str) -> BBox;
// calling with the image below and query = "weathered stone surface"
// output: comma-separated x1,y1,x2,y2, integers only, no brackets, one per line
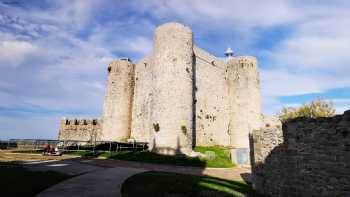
130,56,152,143
58,118,102,142
193,46,230,146
101,60,135,141
228,56,261,149
149,23,194,155
251,111,350,197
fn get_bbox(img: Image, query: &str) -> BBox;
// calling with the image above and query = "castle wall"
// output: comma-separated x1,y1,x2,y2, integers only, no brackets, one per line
57,22,264,158
101,60,135,141
131,55,152,142
149,23,194,155
193,46,231,146
228,56,261,149
251,110,350,197
58,118,102,141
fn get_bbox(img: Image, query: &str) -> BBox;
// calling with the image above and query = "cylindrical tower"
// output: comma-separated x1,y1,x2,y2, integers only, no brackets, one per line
150,23,194,155
227,56,261,164
102,59,135,141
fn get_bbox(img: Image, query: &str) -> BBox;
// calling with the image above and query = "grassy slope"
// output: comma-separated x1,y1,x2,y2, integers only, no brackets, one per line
194,146,234,168
121,171,263,197
0,163,70,197
102,151,207,167
66,146,234,168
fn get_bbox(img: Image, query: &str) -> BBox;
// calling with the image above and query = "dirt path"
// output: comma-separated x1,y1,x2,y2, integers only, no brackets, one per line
0,150,78,162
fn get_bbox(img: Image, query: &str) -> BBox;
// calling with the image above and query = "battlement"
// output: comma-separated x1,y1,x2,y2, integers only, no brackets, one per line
58,117,102,141
155,22,192,35
235,56,258,69
225,56,258,69
107,59,134,73
60,118,101,126
237,56,257,63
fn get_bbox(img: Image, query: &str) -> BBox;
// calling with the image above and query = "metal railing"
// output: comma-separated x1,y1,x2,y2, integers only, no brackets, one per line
0,139,148,153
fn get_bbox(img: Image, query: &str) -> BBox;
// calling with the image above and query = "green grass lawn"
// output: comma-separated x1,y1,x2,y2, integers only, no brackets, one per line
121,171,263,197
65,146,234,168
102,151,207,167
194,146,234,168
0,162,70,197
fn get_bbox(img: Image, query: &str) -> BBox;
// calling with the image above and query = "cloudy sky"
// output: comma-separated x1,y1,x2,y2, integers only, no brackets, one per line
0,0,349,140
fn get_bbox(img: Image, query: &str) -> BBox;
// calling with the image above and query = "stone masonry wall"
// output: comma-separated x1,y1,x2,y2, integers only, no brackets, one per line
228,56,261,149
58,118,102,141
194,46,231,146
251,110,350,197
101,60,135,141
131,55,152,142
149,23,194,155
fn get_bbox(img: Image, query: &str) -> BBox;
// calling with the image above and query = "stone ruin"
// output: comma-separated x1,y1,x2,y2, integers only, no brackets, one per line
250,110,350,196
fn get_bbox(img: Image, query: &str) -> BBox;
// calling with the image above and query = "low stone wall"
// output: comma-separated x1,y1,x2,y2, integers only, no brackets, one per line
251,110,350,197
58,118,102,142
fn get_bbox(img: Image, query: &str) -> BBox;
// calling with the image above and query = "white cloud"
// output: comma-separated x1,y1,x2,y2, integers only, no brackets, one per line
0,0,349,139
133,0,300,29
0,40,38,66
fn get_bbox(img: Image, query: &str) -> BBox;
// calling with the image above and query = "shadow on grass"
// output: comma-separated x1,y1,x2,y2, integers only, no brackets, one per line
121,171,265,197
103,151,206,167
0,161,70,197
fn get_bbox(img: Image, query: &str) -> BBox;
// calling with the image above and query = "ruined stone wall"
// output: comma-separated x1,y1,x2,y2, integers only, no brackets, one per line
228,56,261,149
58,118,102,141
101,60,134,141
131,55,152,142
251,110,350,197
149,23,194,155
193,46,231,146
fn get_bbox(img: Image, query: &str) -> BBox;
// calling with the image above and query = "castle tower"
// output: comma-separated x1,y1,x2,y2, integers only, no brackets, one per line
101,59,135,141
227,56,261,164
150,23,194,155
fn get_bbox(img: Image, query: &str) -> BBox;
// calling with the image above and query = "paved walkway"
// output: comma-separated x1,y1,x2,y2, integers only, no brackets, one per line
23,158,103,176
36,167,145,197
30,157,250,197
86,158,251,182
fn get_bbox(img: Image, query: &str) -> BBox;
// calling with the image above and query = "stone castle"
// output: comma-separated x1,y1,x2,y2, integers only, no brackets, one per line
58,22,264,161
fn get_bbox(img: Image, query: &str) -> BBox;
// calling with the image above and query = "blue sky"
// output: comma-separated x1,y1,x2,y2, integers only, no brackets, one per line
0,0,349,139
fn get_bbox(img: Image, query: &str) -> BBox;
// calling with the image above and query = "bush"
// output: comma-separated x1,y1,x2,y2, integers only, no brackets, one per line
278,98,335,122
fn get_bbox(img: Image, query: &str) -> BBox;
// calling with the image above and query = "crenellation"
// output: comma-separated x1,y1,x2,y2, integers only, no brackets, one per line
58,117,102,141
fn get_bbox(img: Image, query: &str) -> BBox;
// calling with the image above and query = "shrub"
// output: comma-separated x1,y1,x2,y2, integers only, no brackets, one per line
153,123,160,132
181,125,187,135
278,98,335,122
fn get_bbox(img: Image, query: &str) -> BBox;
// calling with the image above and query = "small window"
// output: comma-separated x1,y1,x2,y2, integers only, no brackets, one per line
92,119,97,125
107,66,112,73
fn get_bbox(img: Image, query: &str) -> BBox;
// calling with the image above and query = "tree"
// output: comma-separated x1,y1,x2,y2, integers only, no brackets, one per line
278,98,335,122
